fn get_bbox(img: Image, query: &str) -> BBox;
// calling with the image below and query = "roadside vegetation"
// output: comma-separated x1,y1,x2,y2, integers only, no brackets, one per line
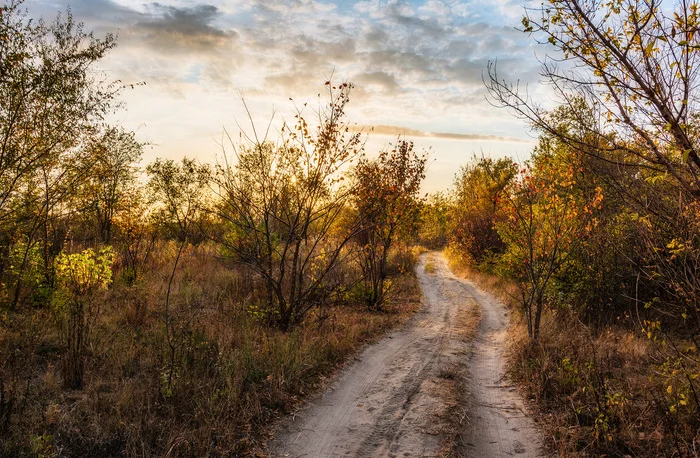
5,0,700,455
431,0,700,455
0,2,426,456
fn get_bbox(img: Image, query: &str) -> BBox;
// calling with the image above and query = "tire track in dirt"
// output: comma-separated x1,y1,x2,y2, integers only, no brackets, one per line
269,251,544,457
456,265,544,457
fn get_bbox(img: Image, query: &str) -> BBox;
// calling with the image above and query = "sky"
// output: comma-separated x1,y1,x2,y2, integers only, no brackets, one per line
25,0,551,193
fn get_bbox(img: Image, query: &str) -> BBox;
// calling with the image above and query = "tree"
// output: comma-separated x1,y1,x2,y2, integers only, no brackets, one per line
0,1,118,222
147,157,211,391
497,141,603,341
352,139,426,310
113,188,157,286
54,246,114,389
487,0,700,198
487,0,700,334
530,107,645,324
0,1,120,309
147,158,211,245
79,127,143,244
418,192,450,249
450,156,517,268
214,82,365,330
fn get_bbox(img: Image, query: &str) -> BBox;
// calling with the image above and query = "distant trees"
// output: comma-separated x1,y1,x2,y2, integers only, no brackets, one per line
147,158,211,246
418,192,450,249
352,140,426,310
449,156,516,269
446,143,603,341
79,127,143,244
113,189,155,286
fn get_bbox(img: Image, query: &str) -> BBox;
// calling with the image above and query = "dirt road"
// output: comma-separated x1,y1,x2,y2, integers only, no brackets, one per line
270,251,543,457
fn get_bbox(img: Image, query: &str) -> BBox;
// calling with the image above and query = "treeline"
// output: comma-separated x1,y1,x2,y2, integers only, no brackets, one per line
427,0,700,455
0,2,428,456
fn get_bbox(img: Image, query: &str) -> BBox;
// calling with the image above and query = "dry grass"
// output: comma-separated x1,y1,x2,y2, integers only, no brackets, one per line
507,310,700,457
444,249,700,457
0,243,422,457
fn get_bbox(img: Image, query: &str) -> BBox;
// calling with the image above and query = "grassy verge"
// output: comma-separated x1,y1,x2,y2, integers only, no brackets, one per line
0,245,423,457
509,310,699,457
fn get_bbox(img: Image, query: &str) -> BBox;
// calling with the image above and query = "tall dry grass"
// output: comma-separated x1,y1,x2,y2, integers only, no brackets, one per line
0,242,422,457
508,309,699,457
445,247,700,456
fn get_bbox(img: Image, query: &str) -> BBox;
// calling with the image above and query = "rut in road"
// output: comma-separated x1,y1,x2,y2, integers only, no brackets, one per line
270,251,544,457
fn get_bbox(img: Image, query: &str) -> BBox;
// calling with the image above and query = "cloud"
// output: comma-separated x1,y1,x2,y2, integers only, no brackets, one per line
26,0,140,35
132,3,237,54
55,0,539,107
418,0,451,18
354,71,399,91
355,124,529,142
30,0,541,161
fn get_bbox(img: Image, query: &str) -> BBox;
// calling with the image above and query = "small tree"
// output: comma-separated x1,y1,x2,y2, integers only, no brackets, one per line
54,247,114,389
146,157,211,391
497,145,603,341
214,82,365,330
352,140,426,310
450,156,517,268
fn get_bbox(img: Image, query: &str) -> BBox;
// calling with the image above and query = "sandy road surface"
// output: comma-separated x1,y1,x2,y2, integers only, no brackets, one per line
460,263,544,457
270,251,543,457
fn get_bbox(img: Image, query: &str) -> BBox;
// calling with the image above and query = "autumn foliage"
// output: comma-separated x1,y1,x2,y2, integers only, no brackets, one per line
497,154,603,340
0,3,428,455
352,140,426,310
444,0,700,454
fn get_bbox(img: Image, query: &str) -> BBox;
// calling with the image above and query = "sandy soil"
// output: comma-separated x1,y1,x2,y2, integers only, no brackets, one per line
458,261,544,457
270,251,544,457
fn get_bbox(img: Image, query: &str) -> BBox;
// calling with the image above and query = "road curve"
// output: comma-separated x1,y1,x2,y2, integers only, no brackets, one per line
459,259,544,457
269,251,544,457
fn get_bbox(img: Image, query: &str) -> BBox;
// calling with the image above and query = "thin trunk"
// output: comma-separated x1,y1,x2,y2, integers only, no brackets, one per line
165,238,187,392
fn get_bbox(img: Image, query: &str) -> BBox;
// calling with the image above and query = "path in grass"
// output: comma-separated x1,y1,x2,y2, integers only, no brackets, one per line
270,251,544,457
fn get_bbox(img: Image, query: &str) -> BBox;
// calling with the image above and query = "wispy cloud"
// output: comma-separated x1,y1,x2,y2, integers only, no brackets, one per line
29,0,540,108
25,0,542,190
355,124,529,142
